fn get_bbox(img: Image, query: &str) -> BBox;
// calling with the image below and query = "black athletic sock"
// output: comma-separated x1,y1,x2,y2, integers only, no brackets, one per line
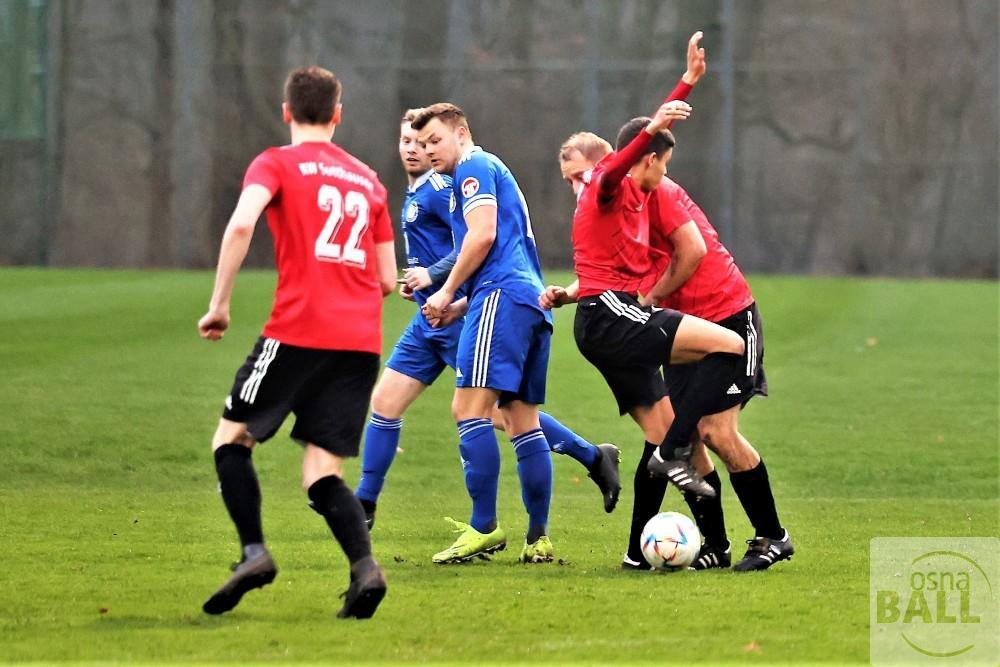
214,444,264,548
307,475,372,565
626,442,669,562
683,469,728,548
729,460,784,540
660,352,742,458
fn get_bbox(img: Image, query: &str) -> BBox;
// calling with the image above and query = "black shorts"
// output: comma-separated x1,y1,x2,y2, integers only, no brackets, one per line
574,290,685,415
222,336,379,457
665,302,768,411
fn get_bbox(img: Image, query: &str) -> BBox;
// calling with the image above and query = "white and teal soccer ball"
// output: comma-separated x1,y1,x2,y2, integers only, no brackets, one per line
640,511,701,570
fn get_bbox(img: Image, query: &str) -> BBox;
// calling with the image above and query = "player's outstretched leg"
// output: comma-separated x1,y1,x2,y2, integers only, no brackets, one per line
511,411,622,513
203,441,278,615
648,317,745,496
307,471,387,618
356,413,403,530
511,428,555,562
433,417,506,563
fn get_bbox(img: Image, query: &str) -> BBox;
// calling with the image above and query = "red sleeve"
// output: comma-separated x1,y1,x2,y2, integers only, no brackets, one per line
596,129,653,201
243,150,282,196
663,79,693,104
653,185,691,237
662,78,694,129
371,184,393,243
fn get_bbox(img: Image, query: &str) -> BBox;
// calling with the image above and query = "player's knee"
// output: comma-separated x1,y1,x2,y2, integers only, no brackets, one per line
720,330,745,356
370,386,402,419
211,421,255,451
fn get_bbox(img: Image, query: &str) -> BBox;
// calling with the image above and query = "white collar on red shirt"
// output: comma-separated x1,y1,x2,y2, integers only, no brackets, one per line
408,169,436,194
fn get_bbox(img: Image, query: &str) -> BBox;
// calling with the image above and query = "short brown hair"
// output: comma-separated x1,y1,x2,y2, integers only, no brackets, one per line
410,102,470,132
559,132,613,163
401,108,423,124
615,117,675,157
284,66,341,125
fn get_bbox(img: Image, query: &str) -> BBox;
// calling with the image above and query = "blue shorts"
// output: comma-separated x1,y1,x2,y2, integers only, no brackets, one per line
384,315,461,386
455,287,552,405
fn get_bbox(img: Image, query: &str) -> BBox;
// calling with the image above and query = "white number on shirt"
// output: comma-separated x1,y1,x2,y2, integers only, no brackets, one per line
315,184,369,267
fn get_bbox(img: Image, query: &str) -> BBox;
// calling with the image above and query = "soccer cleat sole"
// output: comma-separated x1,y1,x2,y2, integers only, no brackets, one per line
337,583,387,619
202,568,277,615
434,541,507,564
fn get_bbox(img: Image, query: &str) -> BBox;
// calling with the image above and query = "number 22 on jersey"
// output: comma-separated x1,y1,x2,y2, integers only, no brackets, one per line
315,184,369,267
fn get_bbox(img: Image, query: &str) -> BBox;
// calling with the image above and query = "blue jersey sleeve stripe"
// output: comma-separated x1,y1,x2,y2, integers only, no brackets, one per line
462,198,498,217
462,194,498,216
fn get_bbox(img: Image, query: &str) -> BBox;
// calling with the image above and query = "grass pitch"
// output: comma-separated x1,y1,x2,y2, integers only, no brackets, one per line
1,268,997,664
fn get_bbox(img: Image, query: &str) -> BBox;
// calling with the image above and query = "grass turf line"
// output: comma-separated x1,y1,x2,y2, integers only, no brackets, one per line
0,268,997,663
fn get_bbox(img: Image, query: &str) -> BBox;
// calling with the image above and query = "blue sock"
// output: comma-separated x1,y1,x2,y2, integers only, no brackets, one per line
457,418,501,533
539,412,598,467
511,429,553,541
356,413,402,503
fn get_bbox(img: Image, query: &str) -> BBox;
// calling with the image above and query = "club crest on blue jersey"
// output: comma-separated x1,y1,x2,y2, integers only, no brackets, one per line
461,177,480,198
405,201,419,223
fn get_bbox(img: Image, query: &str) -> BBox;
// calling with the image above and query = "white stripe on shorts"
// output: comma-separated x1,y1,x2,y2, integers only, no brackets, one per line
240,338,280,405
472,289,502,387
746,311,757,377
599,291,649,324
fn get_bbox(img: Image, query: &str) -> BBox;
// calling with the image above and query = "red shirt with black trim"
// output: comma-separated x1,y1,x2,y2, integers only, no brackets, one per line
242,141,393,353
647,176,753,322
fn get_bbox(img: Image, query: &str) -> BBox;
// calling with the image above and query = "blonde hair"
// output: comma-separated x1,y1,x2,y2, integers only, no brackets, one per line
559,132,613,163
401,108,423,123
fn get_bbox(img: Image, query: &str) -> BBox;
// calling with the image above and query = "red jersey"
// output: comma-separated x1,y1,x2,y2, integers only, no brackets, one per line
572,148,656,297
243,141,393,353
647,177,753,322
571,79,693,298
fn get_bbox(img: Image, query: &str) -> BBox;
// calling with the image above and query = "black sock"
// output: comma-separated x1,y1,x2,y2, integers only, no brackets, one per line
307,475,372,565
660,352,742,458
359,498,376,514
626,442,669,562
729,460,784,540
683,469,728,548
214,444,264,548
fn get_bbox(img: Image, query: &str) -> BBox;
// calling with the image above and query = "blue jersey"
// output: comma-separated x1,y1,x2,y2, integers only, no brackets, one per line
450,147,550,321
400,170,463,313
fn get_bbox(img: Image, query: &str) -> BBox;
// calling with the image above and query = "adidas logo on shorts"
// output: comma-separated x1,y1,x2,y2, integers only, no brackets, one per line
726,384,740,395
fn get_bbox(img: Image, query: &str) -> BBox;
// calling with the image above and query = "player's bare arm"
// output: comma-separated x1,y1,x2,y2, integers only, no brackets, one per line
422,204,497,319
374,240,397,296
639,221,706,306
198,184,272,340
539,279,580,310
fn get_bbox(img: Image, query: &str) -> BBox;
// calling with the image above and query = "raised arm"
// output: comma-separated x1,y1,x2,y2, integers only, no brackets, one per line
596,100,691,203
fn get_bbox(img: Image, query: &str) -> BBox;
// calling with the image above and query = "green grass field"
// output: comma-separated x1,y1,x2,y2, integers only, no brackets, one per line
1,268,997,664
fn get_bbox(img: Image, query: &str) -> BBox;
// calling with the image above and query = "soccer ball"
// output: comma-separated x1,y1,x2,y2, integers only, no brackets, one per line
640,511,701,570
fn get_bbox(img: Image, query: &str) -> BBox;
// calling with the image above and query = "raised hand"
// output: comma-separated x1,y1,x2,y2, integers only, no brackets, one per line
649,100,692,133
684,31,706,84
